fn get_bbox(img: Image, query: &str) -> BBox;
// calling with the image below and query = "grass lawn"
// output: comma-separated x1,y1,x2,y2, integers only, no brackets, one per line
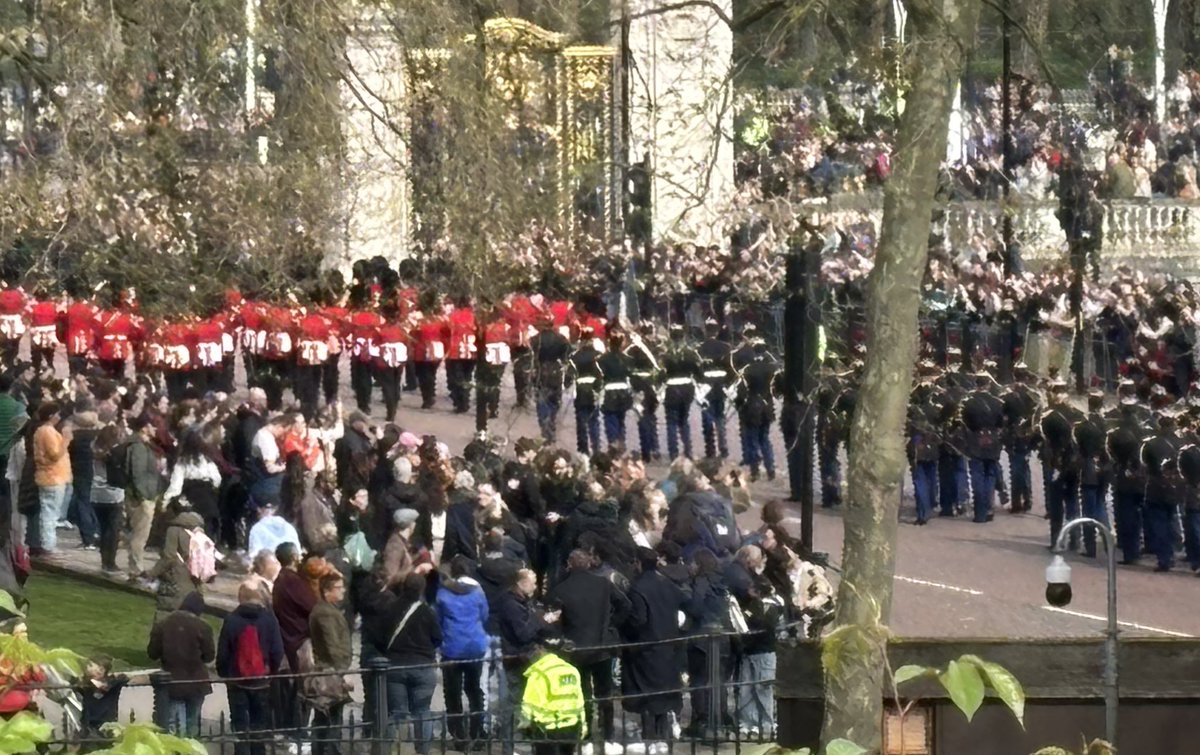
22,573,221,670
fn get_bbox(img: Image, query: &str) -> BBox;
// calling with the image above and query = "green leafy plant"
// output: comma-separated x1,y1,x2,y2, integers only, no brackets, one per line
0,711,54,754
92,723,208,755
1031,739,1116,755
892,653,1026,725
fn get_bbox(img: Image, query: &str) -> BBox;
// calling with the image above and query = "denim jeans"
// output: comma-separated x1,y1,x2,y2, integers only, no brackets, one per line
735,651,776,734
71,484,99,546
167,696,204,738
387,665,437,753
37,484,67,551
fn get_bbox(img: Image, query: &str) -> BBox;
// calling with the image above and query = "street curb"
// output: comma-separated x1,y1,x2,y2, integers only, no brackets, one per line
31,558,235,619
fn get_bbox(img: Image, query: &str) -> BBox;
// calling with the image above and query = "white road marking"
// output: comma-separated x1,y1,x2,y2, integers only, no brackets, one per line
1040,606,1193,637
895,575,984,596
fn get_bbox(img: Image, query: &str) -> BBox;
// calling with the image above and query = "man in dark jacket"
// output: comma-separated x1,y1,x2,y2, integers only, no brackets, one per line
496,569,557,755
271,542,317,739
622,547,687,743
217,581,285,755
333,412,374,497
147,591,215,738
546,550,631,746
308,574,352,755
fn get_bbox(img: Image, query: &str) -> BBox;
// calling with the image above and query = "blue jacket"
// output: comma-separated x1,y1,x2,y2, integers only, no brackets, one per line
436,577,490,660
216,603,284,685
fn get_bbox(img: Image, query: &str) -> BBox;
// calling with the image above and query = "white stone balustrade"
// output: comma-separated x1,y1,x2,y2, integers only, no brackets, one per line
799,195,1200,278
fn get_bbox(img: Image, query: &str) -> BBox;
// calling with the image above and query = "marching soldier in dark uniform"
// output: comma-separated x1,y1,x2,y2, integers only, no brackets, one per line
567,324,604,456
1039,383,1084,550
731,324,761,466
934,360,971,516
815,365,848,509
476,310,512,431
625,323,662,463
908,361,943,524
1176,417,1200,572
598,329,634,448
661,324,701,460
1141,411,1183,572
739,340,780,481
1001,364,1041,513
1074,392,1110,557
697,318,733,459
531,315,571,444
960,369,1006,523
1106,392,1149,564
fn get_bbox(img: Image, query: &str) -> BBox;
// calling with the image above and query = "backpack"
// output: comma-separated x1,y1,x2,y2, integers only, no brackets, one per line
106,440,134,489
234,624,268,679
186,528,218,583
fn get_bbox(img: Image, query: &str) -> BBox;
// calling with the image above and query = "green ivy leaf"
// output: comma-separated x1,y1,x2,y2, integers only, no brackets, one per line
824,739,868,755
0,589,25,618
0,711,54,753
962,654,1026,727
938,659,985,722
893,664,935,686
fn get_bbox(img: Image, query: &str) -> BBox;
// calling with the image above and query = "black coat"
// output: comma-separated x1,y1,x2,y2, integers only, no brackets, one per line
621,567,686,714
148,609,216,699
547,569,631,664
442,501,478,564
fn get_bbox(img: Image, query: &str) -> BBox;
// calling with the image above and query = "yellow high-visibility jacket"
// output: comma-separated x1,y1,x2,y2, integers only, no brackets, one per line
521,652,587,734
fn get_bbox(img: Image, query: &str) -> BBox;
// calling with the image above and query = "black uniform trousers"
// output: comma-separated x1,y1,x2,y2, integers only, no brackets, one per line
415,360,441,409
475,363,505,431
350,359,373,413
446,359,475,413
294,363,323,421
322,353,341,405
375,364,402,422
512,348,533,407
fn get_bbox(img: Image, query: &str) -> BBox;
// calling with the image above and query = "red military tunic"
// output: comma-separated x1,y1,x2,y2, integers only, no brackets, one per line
163,321,195,372
0,289,27,342
320,305,348,357
262,306,295,361
447,306,477,361
373,322,410,370
29,300,60,350
193,318,225,369
547,300,575,340
414,315,449,363
296,311,332,366
65,301,98,357
504,295,541,350
238,300,267,356
347,310,383,364
96,310,139,362
483,319,512,366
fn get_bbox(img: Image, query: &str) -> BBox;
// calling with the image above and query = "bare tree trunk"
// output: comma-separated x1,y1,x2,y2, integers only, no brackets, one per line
1015,0,1049,78
819,0,979,750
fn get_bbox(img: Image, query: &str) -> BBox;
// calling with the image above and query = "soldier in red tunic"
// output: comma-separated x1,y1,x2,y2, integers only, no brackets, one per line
28,290,60,374
260,302,295,411
318,280,349,406
476,309,512,431
504,292,542,408
373,304,410,423
0,284,27,369
446,296,478,414
235,293,266,391
64,294,98,377
413,296,450,410
95,290,142,380
346,298,383,413
192,311,226,395
294,306,333,421
162,318,196,401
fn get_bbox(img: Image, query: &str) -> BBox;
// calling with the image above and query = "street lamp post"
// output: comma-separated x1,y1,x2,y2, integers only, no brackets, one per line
1047,517,1119,746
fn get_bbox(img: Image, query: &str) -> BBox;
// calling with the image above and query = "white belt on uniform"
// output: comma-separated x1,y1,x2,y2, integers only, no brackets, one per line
702,370,728,379
604,382,631,391
665,377,694,386
576,376,598,385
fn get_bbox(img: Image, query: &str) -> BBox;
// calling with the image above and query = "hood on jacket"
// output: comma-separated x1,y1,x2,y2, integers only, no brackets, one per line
440,575,481,595
169,510,206,529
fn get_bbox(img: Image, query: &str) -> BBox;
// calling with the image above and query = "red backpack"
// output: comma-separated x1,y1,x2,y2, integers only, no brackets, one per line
234,625,268,679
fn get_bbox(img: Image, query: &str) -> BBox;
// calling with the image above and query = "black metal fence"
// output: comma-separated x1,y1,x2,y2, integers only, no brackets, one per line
42,632,784,755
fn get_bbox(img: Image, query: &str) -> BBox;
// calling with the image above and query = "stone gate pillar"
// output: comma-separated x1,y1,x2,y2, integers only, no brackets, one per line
623,0,734,247
338,13,411,271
